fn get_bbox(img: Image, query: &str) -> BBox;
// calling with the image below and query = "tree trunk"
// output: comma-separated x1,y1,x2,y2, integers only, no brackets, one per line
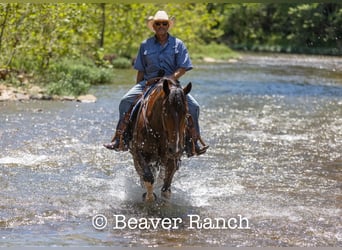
99,3,105,48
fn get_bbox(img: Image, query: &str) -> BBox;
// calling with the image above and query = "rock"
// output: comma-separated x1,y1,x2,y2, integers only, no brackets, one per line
0,84,7,91
41,95,53,101
0,83,96,103
15,93,30,101
30,93,44,100
203,57,216,63
29,85,44,95
77,94,97,103
228,59,238,63
0,89,15,101
61,96,76,101
0,92,12,101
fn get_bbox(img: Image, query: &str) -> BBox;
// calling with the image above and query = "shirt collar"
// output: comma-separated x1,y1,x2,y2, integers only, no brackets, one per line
153,33,171,44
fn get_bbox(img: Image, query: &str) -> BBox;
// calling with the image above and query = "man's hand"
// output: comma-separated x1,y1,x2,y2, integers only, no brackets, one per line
168,68,186,81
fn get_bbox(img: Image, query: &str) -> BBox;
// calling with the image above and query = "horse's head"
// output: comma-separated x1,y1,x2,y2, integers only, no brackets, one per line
162,78,192,157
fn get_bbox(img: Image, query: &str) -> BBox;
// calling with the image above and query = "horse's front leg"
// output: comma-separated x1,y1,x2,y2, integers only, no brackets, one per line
135,151,156,202
142,163,155,202
143,172,155,202
161,158,179,199
132,151,156,202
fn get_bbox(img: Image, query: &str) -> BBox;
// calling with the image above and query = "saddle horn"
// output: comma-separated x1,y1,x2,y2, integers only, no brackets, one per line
163,79,170,96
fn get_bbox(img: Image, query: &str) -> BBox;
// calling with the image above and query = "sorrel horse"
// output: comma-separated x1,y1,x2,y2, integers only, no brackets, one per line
130,77,192,202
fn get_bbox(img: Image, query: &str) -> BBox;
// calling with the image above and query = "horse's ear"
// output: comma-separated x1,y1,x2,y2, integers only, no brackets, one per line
163,79,170,96
183,82,192,95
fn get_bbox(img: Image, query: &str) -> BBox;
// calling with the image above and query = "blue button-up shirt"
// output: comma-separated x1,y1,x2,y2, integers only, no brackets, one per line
134,34,193,81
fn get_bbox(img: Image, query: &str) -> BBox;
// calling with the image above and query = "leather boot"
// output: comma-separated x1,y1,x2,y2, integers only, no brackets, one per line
185,114,209,157
104,112,131,151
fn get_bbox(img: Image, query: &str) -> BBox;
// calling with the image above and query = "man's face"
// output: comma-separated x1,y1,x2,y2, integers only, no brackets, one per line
153,21,169,35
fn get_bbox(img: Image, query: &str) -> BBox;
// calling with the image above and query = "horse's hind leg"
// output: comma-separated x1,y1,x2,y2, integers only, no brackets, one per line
161,159,178,199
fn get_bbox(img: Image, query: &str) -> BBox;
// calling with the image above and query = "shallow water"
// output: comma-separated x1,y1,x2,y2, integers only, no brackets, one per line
0,53,341,247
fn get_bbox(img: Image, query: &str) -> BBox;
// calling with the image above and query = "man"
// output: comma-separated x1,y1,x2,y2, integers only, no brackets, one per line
104,10,208,156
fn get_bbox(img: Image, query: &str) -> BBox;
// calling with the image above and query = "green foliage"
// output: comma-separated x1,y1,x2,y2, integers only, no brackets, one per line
0,3,341,96
2,3,339,73
45,58,113,96
0,4,97,71
218,3,342,55
0,3,224,72
191,42,239,61
46,75,90,97
112,57,132,69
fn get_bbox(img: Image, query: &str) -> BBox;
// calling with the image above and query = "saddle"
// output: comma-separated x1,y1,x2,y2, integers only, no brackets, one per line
129,70,166,129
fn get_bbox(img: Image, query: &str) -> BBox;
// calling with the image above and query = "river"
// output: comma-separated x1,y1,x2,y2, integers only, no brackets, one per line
0,53,341,247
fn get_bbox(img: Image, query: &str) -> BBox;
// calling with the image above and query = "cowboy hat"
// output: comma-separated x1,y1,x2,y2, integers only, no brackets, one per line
147,10,175,33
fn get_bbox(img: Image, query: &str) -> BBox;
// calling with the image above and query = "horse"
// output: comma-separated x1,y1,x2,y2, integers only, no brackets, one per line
130,77,192,202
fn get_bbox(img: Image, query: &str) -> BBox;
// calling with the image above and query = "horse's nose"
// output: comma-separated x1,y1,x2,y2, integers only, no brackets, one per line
168,145,180,156
168,146,176,154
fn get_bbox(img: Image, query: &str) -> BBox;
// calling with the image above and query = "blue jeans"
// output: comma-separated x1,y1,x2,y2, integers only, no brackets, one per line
119,80,201,134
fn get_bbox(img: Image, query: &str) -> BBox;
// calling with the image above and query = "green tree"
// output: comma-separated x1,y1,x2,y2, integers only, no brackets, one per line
287,3,342,53
218,3,342,54
0,3,224,72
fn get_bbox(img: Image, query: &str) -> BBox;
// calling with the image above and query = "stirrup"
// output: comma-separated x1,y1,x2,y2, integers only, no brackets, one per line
103,140,128,151
195,137,209,156
104,131,128,151
185,136,209,157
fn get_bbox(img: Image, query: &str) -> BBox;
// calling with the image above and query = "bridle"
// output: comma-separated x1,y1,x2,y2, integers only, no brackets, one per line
161,85,187,158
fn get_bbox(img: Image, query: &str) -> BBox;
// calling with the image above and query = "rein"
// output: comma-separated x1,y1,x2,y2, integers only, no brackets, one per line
141,93,160,139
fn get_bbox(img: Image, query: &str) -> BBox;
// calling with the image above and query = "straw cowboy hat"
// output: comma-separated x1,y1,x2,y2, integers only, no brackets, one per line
147,10,175,32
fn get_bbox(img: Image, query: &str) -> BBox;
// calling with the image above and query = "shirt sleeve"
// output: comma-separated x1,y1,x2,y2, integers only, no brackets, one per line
176,39,193,71
134,42,145,72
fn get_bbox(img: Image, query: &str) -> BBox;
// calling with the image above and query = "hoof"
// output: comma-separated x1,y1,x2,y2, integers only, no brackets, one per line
142,192,157,202
161,189,171,200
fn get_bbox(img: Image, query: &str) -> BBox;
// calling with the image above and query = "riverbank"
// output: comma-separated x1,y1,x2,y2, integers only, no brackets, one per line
1,52,341,102
0,83,97,103
240,52,342,71
0,44,239,102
